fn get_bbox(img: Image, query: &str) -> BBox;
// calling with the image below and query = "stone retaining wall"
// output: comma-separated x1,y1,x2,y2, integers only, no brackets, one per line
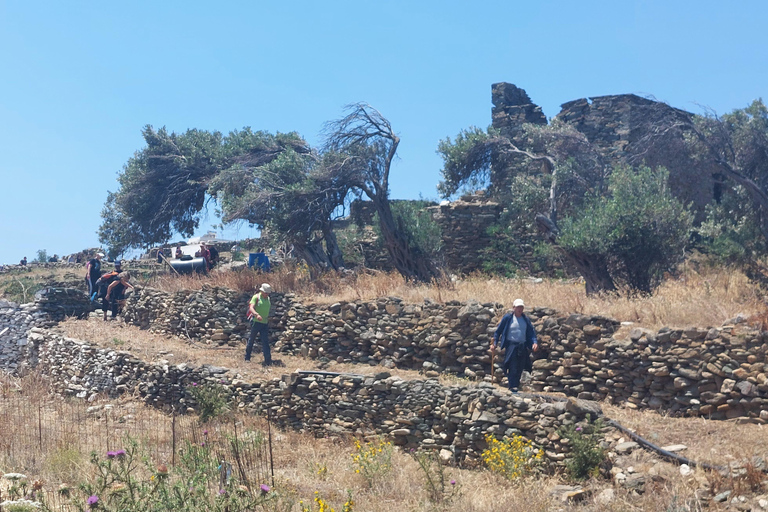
121,286,291,346
0,299,45,372
27,328,602,467
119,288,768,421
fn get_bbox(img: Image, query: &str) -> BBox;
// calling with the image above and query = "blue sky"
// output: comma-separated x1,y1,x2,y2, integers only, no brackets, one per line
1,1,766,265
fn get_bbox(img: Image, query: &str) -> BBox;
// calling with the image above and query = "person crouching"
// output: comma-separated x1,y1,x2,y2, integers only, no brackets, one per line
104,272,134,321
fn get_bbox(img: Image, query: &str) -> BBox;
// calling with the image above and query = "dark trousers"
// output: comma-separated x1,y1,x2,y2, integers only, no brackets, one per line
503,352,527,390
246,321,271,363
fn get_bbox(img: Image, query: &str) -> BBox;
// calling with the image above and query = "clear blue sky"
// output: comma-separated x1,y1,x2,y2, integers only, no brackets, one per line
1,1,766,265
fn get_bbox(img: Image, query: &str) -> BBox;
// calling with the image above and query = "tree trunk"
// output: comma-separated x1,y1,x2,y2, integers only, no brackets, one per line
373,196,434,281
322,225,345,270
535,214,616,295
293,237,332,277
565,250,617,295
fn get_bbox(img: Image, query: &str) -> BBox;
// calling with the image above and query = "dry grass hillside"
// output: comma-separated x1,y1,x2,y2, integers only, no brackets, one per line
3,263,768,510
147,261,766,330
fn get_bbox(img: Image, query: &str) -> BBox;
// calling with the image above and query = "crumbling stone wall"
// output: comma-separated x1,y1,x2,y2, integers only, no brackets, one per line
427,195,502,273
26,328,602,467
3,287,767,422
119,288,768,421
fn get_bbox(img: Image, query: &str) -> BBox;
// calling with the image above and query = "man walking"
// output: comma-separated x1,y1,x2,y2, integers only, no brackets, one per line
246,283,272,365
491,298,538,392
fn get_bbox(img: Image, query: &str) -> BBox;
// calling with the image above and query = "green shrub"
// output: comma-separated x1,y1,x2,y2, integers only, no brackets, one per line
373,200,442,265
188,382,231,423
559,417,606,480
350,438,392,488
42,437,278,512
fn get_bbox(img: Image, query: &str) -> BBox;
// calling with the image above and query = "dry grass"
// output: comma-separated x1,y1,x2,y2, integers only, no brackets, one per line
0,373,734,511
56,318,457,385
143,263,765,330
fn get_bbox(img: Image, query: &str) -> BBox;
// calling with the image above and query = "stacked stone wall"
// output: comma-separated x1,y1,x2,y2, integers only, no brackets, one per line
27,328,602,467
121,286,292,346
427,198,502,274
119,288,768,421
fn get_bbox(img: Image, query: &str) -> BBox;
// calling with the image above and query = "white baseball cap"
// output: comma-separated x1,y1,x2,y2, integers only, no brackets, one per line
513,298,525,308
259,283,272,294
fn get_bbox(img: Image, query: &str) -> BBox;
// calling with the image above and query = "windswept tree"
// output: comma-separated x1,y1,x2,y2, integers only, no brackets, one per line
99,127,340,267
324,103,435,281
688,101,768,269
209,143,351,270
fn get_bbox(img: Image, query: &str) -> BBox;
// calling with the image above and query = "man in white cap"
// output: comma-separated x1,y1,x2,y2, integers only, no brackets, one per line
491,298,538,392
246,283,272,365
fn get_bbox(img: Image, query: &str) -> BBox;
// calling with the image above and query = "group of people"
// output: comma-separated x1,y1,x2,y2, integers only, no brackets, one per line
85,253,133,321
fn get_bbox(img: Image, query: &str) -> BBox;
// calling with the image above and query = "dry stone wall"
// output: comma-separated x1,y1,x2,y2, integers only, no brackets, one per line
26,328,602,467
118,288,768,421
121,286,291,346
427,197,502,273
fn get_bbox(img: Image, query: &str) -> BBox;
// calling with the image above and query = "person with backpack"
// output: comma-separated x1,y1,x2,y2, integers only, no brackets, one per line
94,260,122,304
245,283,272,365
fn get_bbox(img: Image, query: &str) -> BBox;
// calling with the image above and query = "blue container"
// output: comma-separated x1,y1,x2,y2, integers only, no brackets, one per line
248,252,271,271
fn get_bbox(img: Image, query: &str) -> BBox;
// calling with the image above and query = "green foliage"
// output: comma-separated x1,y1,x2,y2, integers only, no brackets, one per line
1,276,38,304
479,174,554,276
690,99,768,269
410,449,461,505
558,166,692,293
188,382,231,423
42,437,279,512
35,250,48,264
350,438,392,488
697,184,766,266
373,200,442,265
559,417,606,480
99,127,316,256
334,228,367,268
44,445,84,483
437,127,494,197
481,433,543,481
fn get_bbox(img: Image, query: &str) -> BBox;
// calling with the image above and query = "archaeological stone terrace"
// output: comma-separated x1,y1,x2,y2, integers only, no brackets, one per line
0,283,763,472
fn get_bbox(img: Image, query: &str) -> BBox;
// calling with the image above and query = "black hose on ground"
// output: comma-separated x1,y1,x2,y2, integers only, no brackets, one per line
603,418,726,472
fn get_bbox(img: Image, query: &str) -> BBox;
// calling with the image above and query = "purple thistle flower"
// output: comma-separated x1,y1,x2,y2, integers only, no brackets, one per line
218,489,226,495
87,495,99,505
115,449,126,458
203,430,208,435
106,451,117,459
260,484,270,494
201,442,206,447
450,480,456,485
575,426,583,432
192,382,198,387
